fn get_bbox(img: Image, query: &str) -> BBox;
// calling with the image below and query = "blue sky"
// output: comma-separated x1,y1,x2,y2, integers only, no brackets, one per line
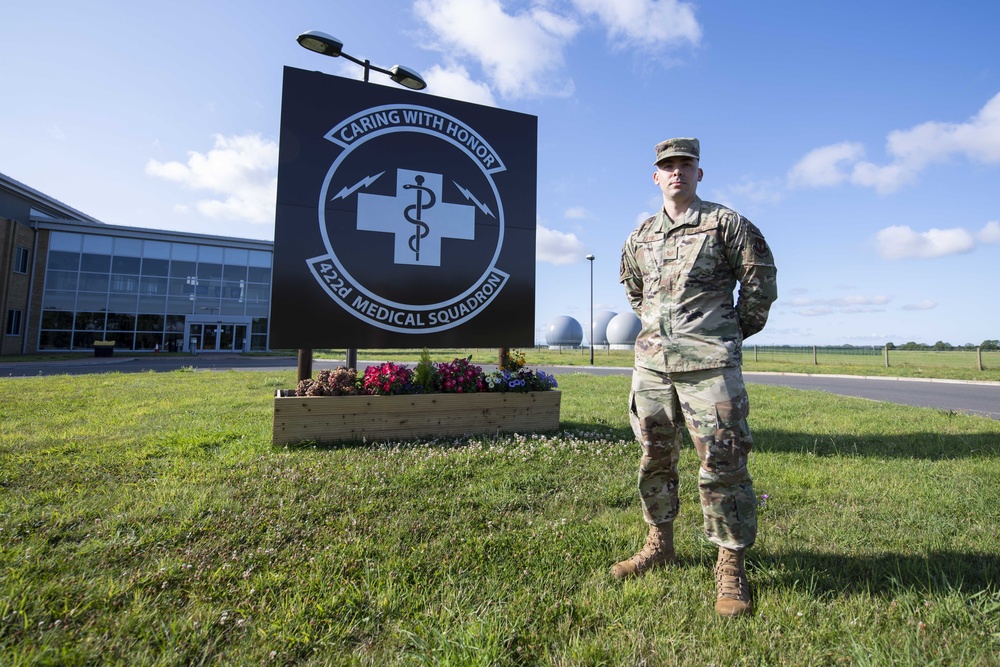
3,0,999,347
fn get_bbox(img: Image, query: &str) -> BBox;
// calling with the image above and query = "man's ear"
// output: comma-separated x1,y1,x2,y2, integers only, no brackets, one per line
697,168,704,182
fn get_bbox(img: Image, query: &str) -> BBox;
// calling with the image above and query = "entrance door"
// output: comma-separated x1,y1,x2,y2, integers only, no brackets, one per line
219,324,235,351
202,324,219,350
234,325,247,352
189,324,203,352
186,322,248,351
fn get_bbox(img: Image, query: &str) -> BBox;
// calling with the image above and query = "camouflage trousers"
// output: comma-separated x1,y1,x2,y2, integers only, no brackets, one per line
628,364,757,551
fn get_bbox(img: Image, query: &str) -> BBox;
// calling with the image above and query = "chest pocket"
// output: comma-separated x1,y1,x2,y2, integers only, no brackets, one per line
681,223,720,262
636,234,677,289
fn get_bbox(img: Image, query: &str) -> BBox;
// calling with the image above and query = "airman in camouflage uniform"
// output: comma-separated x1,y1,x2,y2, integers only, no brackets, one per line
612,137,777,617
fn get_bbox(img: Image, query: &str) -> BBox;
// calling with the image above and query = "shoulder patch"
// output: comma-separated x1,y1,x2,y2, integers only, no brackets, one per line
752,235,769,257
744,220,770,258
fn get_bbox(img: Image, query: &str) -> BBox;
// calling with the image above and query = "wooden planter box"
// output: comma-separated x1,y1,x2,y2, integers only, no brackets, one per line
273,390,561,445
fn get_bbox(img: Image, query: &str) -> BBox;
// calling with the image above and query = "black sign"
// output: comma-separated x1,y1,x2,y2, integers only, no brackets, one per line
271,67,537,348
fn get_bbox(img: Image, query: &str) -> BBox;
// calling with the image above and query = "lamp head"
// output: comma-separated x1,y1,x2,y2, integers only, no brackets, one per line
297,31,343,57
389,64,427,90
585,254,595,261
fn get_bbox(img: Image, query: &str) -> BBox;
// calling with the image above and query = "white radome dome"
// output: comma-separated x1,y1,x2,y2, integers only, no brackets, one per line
607,311,641,347
545,316,584,347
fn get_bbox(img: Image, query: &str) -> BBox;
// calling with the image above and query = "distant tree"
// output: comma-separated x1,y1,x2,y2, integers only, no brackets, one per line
933,341,953,351
982,339,1000,351
885,342,895,350
901,341,925,350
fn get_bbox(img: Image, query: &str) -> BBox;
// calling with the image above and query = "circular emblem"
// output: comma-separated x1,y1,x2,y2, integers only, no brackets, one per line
306,105,509,333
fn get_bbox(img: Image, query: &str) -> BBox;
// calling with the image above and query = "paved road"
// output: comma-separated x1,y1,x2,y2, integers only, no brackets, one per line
542,367,1000,420
743,372,1000,420
2,355,998,420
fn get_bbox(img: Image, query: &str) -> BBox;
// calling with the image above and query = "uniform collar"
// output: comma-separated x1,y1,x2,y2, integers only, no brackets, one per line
656,196,702,234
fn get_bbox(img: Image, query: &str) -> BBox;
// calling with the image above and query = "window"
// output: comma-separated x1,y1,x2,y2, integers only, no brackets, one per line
49,232,82,251
14,247,29,274
81,253,112,272
5,310,22,336
112,256,141,274
47,250,80,271
142,241,171,259
141,258,170,276
41,310,73,330
82,234,113,254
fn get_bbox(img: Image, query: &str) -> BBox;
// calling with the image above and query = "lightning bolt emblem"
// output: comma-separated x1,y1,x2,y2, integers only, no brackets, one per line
332,172,385,200
453,181,495,218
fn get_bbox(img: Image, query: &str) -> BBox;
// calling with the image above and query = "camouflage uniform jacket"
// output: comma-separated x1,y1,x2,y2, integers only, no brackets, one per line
620,197,777,373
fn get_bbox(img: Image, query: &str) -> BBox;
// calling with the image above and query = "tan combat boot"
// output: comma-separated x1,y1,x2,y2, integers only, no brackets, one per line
610,523,675,580
714,547,751,616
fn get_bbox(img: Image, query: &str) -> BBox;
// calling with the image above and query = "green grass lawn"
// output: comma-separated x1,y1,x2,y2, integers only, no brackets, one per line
2,371,999,665
296,348,1000,382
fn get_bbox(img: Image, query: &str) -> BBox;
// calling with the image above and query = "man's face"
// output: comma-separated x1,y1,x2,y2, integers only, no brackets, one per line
653,156,702,203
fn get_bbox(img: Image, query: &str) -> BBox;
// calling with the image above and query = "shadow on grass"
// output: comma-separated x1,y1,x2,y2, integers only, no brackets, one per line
757,549,1000,597
557,418,999,461
278,423,999,461
278,428,574,452
753,428,1000,460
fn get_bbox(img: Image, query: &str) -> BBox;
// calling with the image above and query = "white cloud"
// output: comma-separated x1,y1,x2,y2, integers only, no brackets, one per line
791,92,1000,194
422,64,497,106
537,223,586,264
790,294,892,316
564,206,590,219
849,161,916,194
787,142,864,188
838,295,892,307
796,307,834,317
711,177,784,211
902,299,937,311
414,0,578,99
414,0,702,100
571,0,701,49
875,225,976,259
878,92,1000,168
146,134,278,224
979,220,1000,243
791,295,891,308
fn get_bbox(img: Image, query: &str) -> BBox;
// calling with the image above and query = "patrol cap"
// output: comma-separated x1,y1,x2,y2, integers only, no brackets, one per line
653,137,700,165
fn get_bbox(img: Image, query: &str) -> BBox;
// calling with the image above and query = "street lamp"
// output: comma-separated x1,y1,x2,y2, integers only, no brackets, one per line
294,30,428,379
296,31,427,90
586,254,595,365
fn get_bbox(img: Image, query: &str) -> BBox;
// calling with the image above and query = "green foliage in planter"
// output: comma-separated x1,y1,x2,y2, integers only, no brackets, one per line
412,348,435,392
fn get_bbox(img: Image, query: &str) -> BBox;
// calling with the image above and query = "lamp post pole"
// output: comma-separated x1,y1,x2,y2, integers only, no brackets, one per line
586,254,595,365
294,31,427,380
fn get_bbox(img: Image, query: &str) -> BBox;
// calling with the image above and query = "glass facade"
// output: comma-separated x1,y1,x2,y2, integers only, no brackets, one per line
39,231,271,352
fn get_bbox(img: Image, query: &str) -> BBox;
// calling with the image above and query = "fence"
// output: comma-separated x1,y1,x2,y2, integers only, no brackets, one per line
748,346,997,371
